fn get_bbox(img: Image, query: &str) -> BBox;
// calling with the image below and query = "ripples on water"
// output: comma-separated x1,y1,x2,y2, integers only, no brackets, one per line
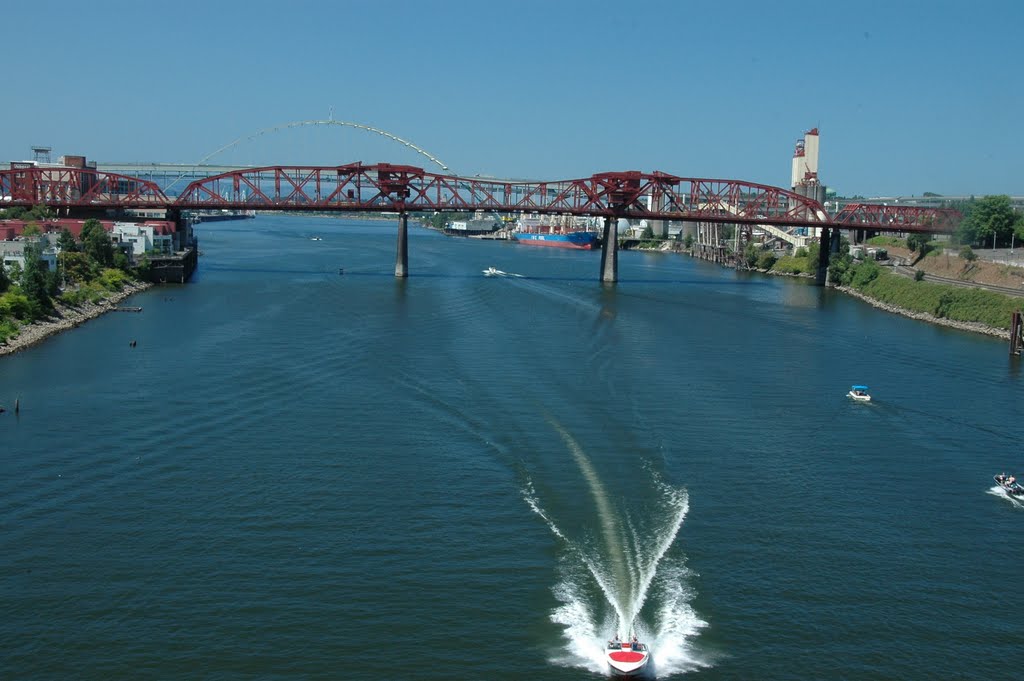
2,217,1022,679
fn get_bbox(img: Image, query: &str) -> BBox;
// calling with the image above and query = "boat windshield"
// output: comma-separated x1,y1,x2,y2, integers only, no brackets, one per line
851,385,869,391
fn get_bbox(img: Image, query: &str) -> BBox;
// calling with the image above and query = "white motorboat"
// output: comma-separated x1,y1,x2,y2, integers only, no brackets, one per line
994,473,1024,497
483,267,505,276
848,385,871,402
605,636,650,677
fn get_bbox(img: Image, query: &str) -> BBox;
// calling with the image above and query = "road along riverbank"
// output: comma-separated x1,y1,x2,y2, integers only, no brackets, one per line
0,281,153,357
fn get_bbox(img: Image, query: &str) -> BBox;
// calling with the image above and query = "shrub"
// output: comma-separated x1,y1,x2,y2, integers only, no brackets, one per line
0,290,32,320
915,269,926,281
756,251,778,270
0,318,20,345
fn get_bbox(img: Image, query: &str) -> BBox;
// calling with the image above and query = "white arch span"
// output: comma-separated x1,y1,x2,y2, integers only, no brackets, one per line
165,119,451,192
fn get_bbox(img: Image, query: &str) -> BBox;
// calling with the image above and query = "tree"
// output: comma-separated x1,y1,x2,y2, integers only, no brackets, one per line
743,243,761,268
20,242,52,319
906,233,933,265
0,259,9,293
956,195,1018,247
60,251,95,284
81,218,114,267
57,228,78,253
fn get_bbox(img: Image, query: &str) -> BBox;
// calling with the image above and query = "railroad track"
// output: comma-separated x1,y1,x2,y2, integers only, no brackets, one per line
893,265,1024,298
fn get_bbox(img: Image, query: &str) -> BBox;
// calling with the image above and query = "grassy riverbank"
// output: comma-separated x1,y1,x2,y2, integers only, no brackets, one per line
838,263,1016,335
643,237,1024,336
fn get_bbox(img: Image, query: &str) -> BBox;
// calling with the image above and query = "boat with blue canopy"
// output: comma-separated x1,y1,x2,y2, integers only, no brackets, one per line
848,385,871,401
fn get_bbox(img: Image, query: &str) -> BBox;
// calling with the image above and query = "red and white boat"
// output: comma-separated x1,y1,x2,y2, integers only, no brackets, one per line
605,636,650,677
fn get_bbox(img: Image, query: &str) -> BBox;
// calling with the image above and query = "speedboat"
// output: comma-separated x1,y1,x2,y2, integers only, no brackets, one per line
994,473,1024,497
605,636,650,677
483,267,505,277
848,385,871,402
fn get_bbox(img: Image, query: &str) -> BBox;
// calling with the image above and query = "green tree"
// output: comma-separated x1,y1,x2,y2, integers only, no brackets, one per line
743,243,761,268
26,204,55,221
20,243,52,319
61,251,95,284
81,218,114,267
57,227,78,253
22,222,42,237
683,233,694,250
906,233,933,265
956,195,1018,247
0,259,9,293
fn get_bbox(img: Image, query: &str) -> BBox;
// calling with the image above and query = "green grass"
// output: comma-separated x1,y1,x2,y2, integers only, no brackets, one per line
852,268,1020,329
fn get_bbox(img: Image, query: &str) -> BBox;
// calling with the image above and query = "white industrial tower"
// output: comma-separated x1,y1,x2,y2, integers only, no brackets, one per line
790,128,825,204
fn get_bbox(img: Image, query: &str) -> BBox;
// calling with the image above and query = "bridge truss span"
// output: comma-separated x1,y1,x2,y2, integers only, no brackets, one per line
833,202,962,233
0,166,169,208
173,165,833,227
0,164,961,234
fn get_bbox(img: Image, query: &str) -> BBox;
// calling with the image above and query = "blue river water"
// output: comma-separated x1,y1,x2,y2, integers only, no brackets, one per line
2,216,1022,679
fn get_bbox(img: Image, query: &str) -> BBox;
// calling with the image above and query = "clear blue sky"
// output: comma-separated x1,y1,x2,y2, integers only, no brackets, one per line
2,0,1021,197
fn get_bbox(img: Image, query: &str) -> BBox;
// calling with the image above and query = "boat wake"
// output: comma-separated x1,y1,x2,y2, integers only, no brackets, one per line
482,266,524,278
988,485,1024,507
522,425,708,676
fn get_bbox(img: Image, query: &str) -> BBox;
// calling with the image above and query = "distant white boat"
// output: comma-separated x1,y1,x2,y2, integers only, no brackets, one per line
483,267,523,278
848,385,871,402
311,236,322,241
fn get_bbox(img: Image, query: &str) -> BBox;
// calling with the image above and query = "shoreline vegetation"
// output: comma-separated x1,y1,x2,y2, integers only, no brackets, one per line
0,281,153,357
0,209,159,357
635,237,1023,340
5,217,1022,355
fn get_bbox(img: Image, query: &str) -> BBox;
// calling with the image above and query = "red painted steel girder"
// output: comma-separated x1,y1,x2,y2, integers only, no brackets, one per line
173,165,833,227
0,164,964,234
0,166,169,207
833,203,962,233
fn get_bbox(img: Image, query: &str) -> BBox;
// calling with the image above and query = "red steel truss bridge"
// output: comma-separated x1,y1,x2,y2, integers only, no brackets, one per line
0,164,961,234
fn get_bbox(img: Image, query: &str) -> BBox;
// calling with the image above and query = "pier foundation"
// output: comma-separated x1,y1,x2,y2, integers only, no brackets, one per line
395,212,408,278
815,226,832,286
600,216,618,283
1011,311,1023,356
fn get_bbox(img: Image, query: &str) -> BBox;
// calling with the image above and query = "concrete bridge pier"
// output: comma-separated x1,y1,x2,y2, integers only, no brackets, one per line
395,212,409,278
600,216,618,283
815,226,833,286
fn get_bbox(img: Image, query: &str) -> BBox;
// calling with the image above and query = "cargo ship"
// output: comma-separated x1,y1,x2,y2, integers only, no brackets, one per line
514,215,600,250
515,231,598,249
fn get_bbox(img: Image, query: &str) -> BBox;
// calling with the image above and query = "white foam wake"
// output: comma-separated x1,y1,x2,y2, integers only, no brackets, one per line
988,485,1024,507
523,464,709,676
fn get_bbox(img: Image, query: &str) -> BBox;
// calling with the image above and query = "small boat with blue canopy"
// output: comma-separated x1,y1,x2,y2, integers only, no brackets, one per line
848,385,871,401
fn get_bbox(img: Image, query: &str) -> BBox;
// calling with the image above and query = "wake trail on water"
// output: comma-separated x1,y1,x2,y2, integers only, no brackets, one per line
987,485,1024,508
524,420,709,675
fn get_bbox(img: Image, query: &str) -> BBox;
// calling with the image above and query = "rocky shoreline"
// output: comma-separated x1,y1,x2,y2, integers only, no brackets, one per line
0,281,154,357
834,285,1010,340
